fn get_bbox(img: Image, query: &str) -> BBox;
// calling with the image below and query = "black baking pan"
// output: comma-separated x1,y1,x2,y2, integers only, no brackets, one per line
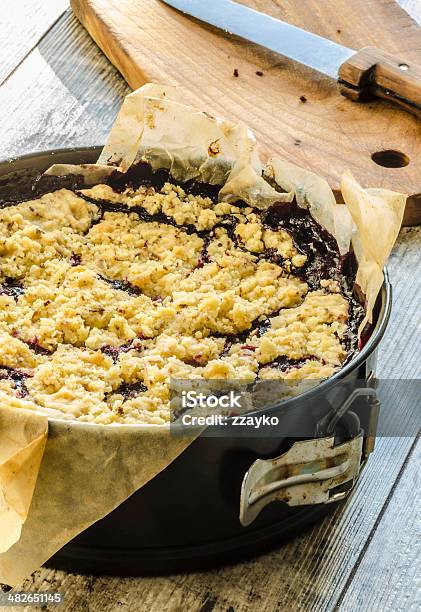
0,148,391,575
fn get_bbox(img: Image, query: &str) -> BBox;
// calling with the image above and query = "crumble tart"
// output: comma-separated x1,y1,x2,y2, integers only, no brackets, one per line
0,169,364,424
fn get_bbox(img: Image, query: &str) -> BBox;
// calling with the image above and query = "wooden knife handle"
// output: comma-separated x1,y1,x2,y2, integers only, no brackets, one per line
338,46,421,118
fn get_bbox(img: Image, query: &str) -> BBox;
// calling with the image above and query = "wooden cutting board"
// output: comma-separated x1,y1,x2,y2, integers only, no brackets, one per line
71,0,421,224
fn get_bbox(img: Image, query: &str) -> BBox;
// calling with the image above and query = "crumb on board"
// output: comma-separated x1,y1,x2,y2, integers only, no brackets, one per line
233,68,239,77
208,140,221,157
299,95,307,103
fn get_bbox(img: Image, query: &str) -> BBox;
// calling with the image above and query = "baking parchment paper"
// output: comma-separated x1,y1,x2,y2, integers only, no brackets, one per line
0,410,192,585
0,83,406,585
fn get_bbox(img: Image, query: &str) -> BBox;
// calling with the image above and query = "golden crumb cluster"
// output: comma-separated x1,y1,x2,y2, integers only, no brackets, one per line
0,181,353,424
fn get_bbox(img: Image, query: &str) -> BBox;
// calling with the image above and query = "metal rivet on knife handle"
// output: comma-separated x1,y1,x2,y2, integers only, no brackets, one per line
338,46,421,119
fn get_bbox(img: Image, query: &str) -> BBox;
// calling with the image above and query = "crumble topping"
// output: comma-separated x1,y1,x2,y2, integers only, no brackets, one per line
0,177,363,424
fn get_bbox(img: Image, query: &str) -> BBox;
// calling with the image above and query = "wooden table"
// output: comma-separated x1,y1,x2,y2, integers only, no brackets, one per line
0,2,419,610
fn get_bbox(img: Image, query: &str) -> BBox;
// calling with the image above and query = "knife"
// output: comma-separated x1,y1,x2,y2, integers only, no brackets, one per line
161,0,421,118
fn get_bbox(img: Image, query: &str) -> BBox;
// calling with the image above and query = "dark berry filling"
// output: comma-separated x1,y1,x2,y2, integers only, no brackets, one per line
195,234,212,268
260,356,313,372
263,202,341,290
79,192,203,237
0,278,24,300
16,336,52,356
70,253,81,266
112,380,148,401
98,274,142,296
100,341,141,363
0,366,31,398
106,161,221,204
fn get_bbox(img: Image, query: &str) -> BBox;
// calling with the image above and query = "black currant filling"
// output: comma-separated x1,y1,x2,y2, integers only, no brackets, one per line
260,356,314,372
216,311,281,358
100,341,141,363
0,366,31,398
263,202,341,290
79,193,204,237
195,234,212,268
0,278,24,300
70,253,81,266
9,333,53,356
111,380,148,401
98,274,142,296
106,161,221,203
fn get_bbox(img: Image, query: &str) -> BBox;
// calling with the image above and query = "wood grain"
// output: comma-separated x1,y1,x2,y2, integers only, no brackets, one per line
337,437,420,612
70,0,421,225
0,12,129,160
0,2,419,611
0,0,68,85
377,227,421,379
338,46,421,119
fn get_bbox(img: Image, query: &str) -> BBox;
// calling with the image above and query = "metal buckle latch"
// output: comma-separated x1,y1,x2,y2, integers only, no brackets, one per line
240,434,363,527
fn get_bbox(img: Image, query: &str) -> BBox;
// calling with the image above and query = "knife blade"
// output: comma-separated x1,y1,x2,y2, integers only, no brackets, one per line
162,0,354,79
161,0,421,117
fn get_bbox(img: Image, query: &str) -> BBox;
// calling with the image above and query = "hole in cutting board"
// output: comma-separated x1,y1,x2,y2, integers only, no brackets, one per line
371,150,409,168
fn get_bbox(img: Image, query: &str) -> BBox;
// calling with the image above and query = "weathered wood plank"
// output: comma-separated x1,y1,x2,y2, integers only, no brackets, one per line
378,227,421,379
337,437,420,612
0,11,129,160
400,0,421,22
0,0,68,85
0,2,419,611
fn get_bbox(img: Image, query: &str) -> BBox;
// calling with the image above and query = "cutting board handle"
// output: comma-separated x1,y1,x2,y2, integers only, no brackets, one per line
338,46,421,118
